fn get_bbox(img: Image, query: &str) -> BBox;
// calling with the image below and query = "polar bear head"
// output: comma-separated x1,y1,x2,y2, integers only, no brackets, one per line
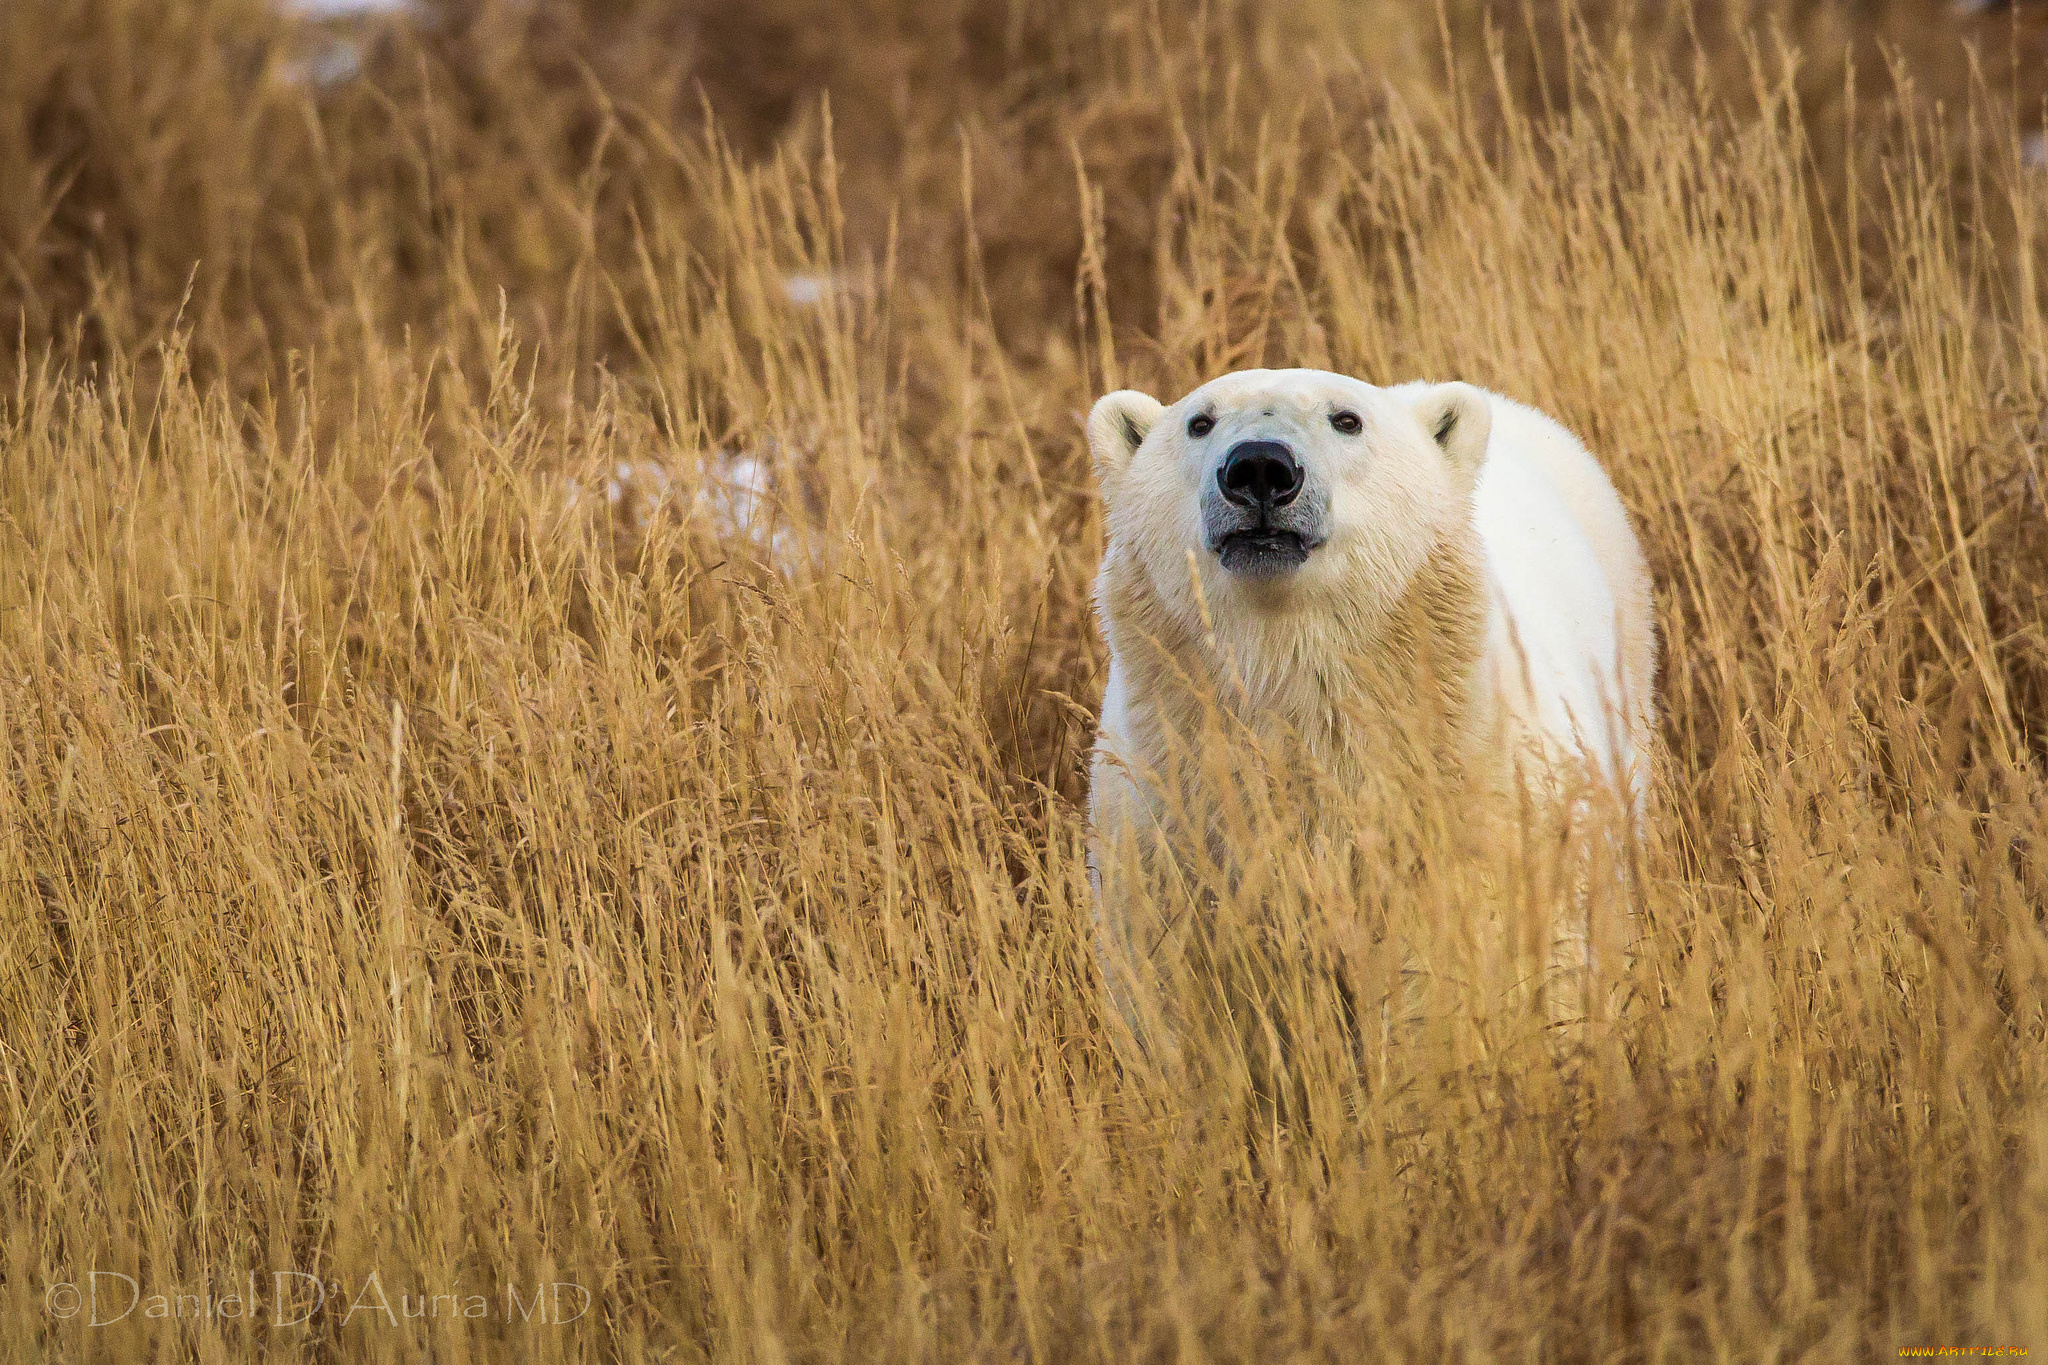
1086,368,1492,626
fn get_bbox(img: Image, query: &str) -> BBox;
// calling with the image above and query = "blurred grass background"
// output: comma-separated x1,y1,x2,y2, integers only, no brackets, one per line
2,0,2048,1360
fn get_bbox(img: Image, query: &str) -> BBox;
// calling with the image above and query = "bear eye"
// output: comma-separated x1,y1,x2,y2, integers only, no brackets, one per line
1187,413,1215,438
1330,410,1362,435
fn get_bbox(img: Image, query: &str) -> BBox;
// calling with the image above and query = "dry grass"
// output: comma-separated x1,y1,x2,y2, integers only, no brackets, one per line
4,0,2048,1360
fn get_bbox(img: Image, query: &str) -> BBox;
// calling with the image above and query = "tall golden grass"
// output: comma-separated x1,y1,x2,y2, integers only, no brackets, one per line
3,0,2047,1359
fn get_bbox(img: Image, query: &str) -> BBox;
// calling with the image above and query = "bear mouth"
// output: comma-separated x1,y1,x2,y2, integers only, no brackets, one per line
1216,529,1312,577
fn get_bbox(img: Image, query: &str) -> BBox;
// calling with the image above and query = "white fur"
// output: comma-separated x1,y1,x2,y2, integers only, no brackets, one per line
1086,369,1658,934
1399,382,1654,810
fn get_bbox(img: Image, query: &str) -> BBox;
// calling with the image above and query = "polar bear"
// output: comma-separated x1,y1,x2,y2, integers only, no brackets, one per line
1084,368,1657,1035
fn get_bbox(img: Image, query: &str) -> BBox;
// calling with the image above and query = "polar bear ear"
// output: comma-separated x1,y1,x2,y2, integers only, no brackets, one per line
1409,383,1493,492
1086,390,1166,484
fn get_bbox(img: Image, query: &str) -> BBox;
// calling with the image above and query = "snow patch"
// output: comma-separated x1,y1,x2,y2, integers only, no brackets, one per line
562,454,814,572
781,274,836,306
283,0,414,16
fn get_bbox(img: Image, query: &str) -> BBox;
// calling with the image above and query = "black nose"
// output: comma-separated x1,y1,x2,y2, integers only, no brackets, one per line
1219,440,1303,509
